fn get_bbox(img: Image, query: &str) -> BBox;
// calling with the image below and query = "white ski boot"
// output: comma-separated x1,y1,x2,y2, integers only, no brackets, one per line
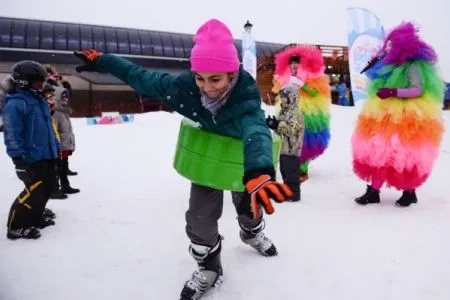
239,221,278,256
180,239,223,300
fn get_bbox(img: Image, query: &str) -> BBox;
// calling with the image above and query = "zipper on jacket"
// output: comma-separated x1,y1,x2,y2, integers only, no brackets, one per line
40,98,57,157
30,112,35,147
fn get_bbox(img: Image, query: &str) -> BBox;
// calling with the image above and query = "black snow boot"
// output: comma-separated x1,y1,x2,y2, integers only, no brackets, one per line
67,157,78,176
34,216,55,229
43,208,56,219
50,189,68,199
180,239,223,300
67,164,78,176
395,190,418,207
50,166,68,199
61,185,80,194
50,177,68,199
67,169,78,176
60,158,80,194
355,185,380,205
239,220,278,257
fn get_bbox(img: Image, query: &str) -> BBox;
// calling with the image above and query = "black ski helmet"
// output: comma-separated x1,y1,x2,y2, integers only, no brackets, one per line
11,60,48,89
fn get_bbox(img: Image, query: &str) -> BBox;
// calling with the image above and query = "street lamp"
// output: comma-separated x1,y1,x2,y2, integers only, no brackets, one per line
244,20,253,33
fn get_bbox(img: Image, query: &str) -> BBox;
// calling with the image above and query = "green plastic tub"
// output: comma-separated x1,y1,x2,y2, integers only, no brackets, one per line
173,119,281,191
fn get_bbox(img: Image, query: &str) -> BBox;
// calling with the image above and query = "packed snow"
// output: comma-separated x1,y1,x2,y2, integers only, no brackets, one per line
1,105,449,300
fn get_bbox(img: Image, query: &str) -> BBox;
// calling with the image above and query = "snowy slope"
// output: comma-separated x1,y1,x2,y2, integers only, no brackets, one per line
0,106,449,300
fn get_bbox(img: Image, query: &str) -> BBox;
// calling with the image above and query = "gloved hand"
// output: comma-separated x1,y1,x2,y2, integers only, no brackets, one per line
265,115,279,130
302,84,318,97
241,174,292,219
13,158,34,186
376,88,397,99
73,49,103,72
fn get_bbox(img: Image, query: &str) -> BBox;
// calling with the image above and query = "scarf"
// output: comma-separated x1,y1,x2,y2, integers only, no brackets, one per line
200,73,239,115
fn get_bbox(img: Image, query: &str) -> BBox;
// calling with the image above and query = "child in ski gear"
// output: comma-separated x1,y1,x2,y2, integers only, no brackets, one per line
53,88,80,194
353,22,445,207
2,61,59,240
272,46,331,183
41,83,68,200
73,18,292,300
266,86,305,201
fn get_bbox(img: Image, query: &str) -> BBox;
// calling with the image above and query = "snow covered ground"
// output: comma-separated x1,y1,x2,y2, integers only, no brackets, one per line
0,105,449,300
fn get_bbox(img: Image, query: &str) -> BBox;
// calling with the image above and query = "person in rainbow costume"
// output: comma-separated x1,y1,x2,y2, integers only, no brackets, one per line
353,21,445,207
272,45,331,182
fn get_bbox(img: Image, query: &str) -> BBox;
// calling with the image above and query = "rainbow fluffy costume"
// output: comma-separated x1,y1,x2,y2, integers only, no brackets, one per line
352,22,445,192
272,45,331,175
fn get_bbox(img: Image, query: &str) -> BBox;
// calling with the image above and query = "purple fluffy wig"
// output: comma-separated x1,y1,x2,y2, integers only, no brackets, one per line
377,22,437,66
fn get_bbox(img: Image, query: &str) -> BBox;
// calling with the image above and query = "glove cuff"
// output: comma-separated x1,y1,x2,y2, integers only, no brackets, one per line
12,157,25,166
243,167,276,184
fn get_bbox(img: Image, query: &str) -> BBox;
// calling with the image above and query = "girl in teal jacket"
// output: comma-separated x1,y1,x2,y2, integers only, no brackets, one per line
74,19,291,300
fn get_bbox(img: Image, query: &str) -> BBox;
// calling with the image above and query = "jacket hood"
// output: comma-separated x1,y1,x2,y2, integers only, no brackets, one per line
278,85,299,108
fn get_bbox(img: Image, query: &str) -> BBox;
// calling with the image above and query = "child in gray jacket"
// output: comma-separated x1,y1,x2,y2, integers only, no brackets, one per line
53,88,80,194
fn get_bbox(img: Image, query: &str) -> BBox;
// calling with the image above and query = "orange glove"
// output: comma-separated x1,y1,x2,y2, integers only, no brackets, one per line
73,49,103,72
244,174,292,219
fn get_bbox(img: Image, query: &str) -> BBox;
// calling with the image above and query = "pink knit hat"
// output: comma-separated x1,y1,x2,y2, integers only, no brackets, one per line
190,19,240,73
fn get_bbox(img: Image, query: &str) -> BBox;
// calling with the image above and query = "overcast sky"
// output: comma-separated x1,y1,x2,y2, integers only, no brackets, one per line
2,0,449,80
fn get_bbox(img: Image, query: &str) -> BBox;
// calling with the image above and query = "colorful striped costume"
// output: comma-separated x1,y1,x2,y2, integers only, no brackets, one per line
352,22,445,191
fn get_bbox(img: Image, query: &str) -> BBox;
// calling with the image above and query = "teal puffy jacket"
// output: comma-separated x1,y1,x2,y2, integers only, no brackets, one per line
94,54,274,180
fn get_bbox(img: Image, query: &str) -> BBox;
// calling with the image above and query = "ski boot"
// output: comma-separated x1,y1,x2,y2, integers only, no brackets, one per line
355,185,380,205
180,239,223,300
395,190,417,207
7,226,41,240
239,220,277,257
